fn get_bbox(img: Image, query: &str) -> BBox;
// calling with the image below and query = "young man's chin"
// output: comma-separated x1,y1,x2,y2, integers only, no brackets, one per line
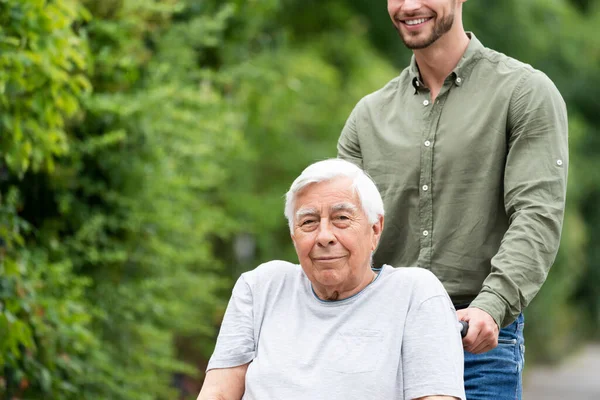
403,37,436,50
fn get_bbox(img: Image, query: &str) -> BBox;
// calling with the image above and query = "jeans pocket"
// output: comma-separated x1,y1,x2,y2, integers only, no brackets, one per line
495,337,520,373
497,338,517,345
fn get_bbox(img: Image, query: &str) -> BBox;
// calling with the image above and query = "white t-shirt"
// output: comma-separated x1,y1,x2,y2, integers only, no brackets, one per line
208,261,465,400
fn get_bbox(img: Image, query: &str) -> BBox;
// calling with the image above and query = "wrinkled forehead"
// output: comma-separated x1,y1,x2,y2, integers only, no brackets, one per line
293,177,362,218
295,202,359,219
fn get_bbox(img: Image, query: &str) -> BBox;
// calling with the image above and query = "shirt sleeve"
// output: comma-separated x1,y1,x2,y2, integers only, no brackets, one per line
207,275,255,370
337,99,364,168
470,70,569,328
402,279,466,400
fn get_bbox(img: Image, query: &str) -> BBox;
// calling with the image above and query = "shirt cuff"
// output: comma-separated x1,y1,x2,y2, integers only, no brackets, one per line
469,290,509,328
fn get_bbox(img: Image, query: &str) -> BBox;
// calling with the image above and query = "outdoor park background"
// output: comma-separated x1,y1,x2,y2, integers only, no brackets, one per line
0,0,599,399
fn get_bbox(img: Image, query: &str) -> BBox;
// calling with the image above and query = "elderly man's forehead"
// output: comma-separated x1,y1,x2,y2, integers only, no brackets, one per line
296,177,356,198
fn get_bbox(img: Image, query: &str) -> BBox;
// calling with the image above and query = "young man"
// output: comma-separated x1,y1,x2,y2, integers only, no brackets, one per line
337,1,568,399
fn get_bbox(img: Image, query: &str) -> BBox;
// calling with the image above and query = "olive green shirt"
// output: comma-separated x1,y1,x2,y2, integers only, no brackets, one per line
337,33,568,328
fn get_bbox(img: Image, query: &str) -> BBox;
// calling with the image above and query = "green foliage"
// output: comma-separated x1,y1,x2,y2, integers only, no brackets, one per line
1,0,242,397
46,1,243,398
0,1,96,398
1,188,95,399
0,0,90,176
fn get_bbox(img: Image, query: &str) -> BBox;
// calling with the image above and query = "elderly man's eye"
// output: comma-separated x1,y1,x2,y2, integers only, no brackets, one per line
301,219,316,226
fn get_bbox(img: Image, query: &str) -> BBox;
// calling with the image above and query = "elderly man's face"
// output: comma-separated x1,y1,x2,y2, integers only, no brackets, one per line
291,177,382,298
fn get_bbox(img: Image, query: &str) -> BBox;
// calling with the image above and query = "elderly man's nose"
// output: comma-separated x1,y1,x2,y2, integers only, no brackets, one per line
316,223,336,246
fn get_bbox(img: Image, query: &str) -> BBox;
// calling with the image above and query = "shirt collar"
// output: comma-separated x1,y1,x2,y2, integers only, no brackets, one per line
410,32,484,92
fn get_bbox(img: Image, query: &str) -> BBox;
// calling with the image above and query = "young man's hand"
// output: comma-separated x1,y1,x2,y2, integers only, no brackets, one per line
457,308,499,354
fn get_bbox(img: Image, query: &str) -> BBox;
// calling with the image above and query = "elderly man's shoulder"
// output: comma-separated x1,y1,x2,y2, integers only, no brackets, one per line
240,260,302,285
383,265,448,299
384,265,440,281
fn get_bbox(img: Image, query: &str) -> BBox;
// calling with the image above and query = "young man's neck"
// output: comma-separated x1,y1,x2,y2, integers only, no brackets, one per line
413,27,470,102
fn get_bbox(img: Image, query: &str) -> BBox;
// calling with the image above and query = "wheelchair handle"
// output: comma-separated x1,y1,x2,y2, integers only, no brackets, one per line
459,321,469,338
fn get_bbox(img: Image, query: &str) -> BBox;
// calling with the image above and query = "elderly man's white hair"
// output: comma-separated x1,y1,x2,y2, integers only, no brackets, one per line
284,158,384,233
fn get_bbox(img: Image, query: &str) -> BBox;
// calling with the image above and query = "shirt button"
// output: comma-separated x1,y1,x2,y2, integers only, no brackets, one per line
456,77,462,84
424,140,431,147
423,230,429,236
423,100,429,106
556,159,563,166
422,185,429,191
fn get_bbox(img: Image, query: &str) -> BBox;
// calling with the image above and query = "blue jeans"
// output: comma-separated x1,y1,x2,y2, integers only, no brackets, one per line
464,314,525,400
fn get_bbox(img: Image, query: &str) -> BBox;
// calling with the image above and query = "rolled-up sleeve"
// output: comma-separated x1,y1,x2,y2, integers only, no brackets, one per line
207,275,255,370
471,71,569,327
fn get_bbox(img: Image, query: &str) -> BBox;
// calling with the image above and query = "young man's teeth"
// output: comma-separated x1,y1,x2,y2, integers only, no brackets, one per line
405,18,428,25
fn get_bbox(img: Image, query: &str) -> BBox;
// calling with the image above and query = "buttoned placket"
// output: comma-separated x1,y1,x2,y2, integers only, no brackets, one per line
416,75,458,268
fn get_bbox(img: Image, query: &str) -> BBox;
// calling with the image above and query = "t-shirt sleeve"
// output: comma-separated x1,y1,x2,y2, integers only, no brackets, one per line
207,275,255,371
402,290,466,400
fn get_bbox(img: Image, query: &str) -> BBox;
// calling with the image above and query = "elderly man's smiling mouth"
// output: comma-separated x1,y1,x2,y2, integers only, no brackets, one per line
312,256,346,262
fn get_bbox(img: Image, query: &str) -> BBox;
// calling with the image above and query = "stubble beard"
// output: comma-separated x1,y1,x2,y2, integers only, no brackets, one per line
396,10,456,50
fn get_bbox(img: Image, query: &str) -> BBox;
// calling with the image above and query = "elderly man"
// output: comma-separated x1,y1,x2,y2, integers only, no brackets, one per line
197,159,465,400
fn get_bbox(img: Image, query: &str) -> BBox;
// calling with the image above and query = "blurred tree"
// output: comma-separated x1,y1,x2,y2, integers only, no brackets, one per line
1,0,241,398
0,1,96,398
41,1,244,398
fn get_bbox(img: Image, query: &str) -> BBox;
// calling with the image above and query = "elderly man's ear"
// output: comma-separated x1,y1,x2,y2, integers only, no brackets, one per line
371,215,384,251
